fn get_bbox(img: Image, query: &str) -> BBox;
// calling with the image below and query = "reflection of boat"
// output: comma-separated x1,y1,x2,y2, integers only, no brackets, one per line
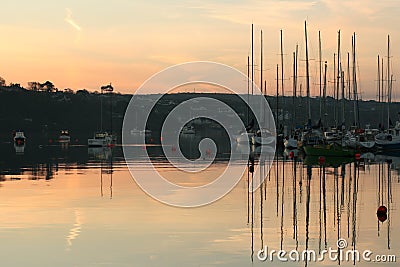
304,155,354,167
14,143,25,155
303,143,355,157
59,130,71,143
283,148,300,159
252,129,275,146
13,131,26,145
236,132,254,144
88,132,114,147
88,147,112,160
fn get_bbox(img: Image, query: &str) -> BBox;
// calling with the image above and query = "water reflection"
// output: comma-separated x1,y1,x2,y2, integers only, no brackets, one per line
247,150,398,266
66,209,83,250
0,140,399,266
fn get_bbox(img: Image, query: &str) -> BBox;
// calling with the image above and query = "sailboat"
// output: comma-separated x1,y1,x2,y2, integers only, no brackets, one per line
88,83,115,147
375,35,400,150
239,25,256,144
301,23,355,157
285,45,299,150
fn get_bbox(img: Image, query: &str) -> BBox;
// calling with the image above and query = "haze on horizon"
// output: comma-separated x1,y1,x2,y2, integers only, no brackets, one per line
1,0,399,100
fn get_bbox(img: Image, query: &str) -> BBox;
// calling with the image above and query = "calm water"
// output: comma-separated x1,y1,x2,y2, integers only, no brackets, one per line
0,142,399,267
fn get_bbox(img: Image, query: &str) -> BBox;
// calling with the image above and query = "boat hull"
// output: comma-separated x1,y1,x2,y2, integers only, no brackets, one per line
252,136,275,146
284,138,298,149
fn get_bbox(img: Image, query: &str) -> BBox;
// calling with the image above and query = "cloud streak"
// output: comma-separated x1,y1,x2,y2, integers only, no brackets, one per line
65,8,82,31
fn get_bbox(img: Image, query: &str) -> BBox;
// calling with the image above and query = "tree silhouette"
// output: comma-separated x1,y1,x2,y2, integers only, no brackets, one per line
0,76,5,86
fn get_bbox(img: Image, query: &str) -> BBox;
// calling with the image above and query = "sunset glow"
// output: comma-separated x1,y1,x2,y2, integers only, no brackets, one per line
1,0,399,99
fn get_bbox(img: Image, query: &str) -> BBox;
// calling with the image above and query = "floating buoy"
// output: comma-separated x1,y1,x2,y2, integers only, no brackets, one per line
377,206,388,222
289,151,294,159
318,156,325,165
355,153,361,160
249,164,254,173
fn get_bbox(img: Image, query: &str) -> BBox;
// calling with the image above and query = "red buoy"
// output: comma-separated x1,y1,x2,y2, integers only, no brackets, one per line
289,151,294,159
377,206,388,222
318,156,325,165
355,153,361,160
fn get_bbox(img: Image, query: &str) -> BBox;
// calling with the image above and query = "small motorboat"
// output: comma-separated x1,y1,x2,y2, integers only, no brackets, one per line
13,131,26,146
59,130,71,143
88,132,114,147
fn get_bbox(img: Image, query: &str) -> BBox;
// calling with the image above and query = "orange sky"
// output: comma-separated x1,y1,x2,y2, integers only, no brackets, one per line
1,0,399,100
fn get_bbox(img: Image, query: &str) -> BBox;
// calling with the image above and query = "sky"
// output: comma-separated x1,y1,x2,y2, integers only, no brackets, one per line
0,0,399,100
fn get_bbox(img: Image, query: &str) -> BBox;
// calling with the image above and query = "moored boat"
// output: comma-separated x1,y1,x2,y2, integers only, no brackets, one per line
59,130,71,143
13,131,26,146
252,129,275,146
88,132,114,147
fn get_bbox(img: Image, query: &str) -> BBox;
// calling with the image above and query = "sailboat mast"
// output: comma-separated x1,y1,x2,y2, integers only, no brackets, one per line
347,53,351,100
100,88,103,131
387,35,391,129
319,31,322,119
323,61,327,127
341,69,345,125
295,44,298,122
251,24,254,95
277,64,279,125
304,21,311,121
280,30,285,129
352,33,359,128
336,30,341,127
382,57,384,128
280,30,284,97
247,55,250,125
333,53,336,126
260,30,264,124
292,51,296,131
260,30,263,95
378,55,381,121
